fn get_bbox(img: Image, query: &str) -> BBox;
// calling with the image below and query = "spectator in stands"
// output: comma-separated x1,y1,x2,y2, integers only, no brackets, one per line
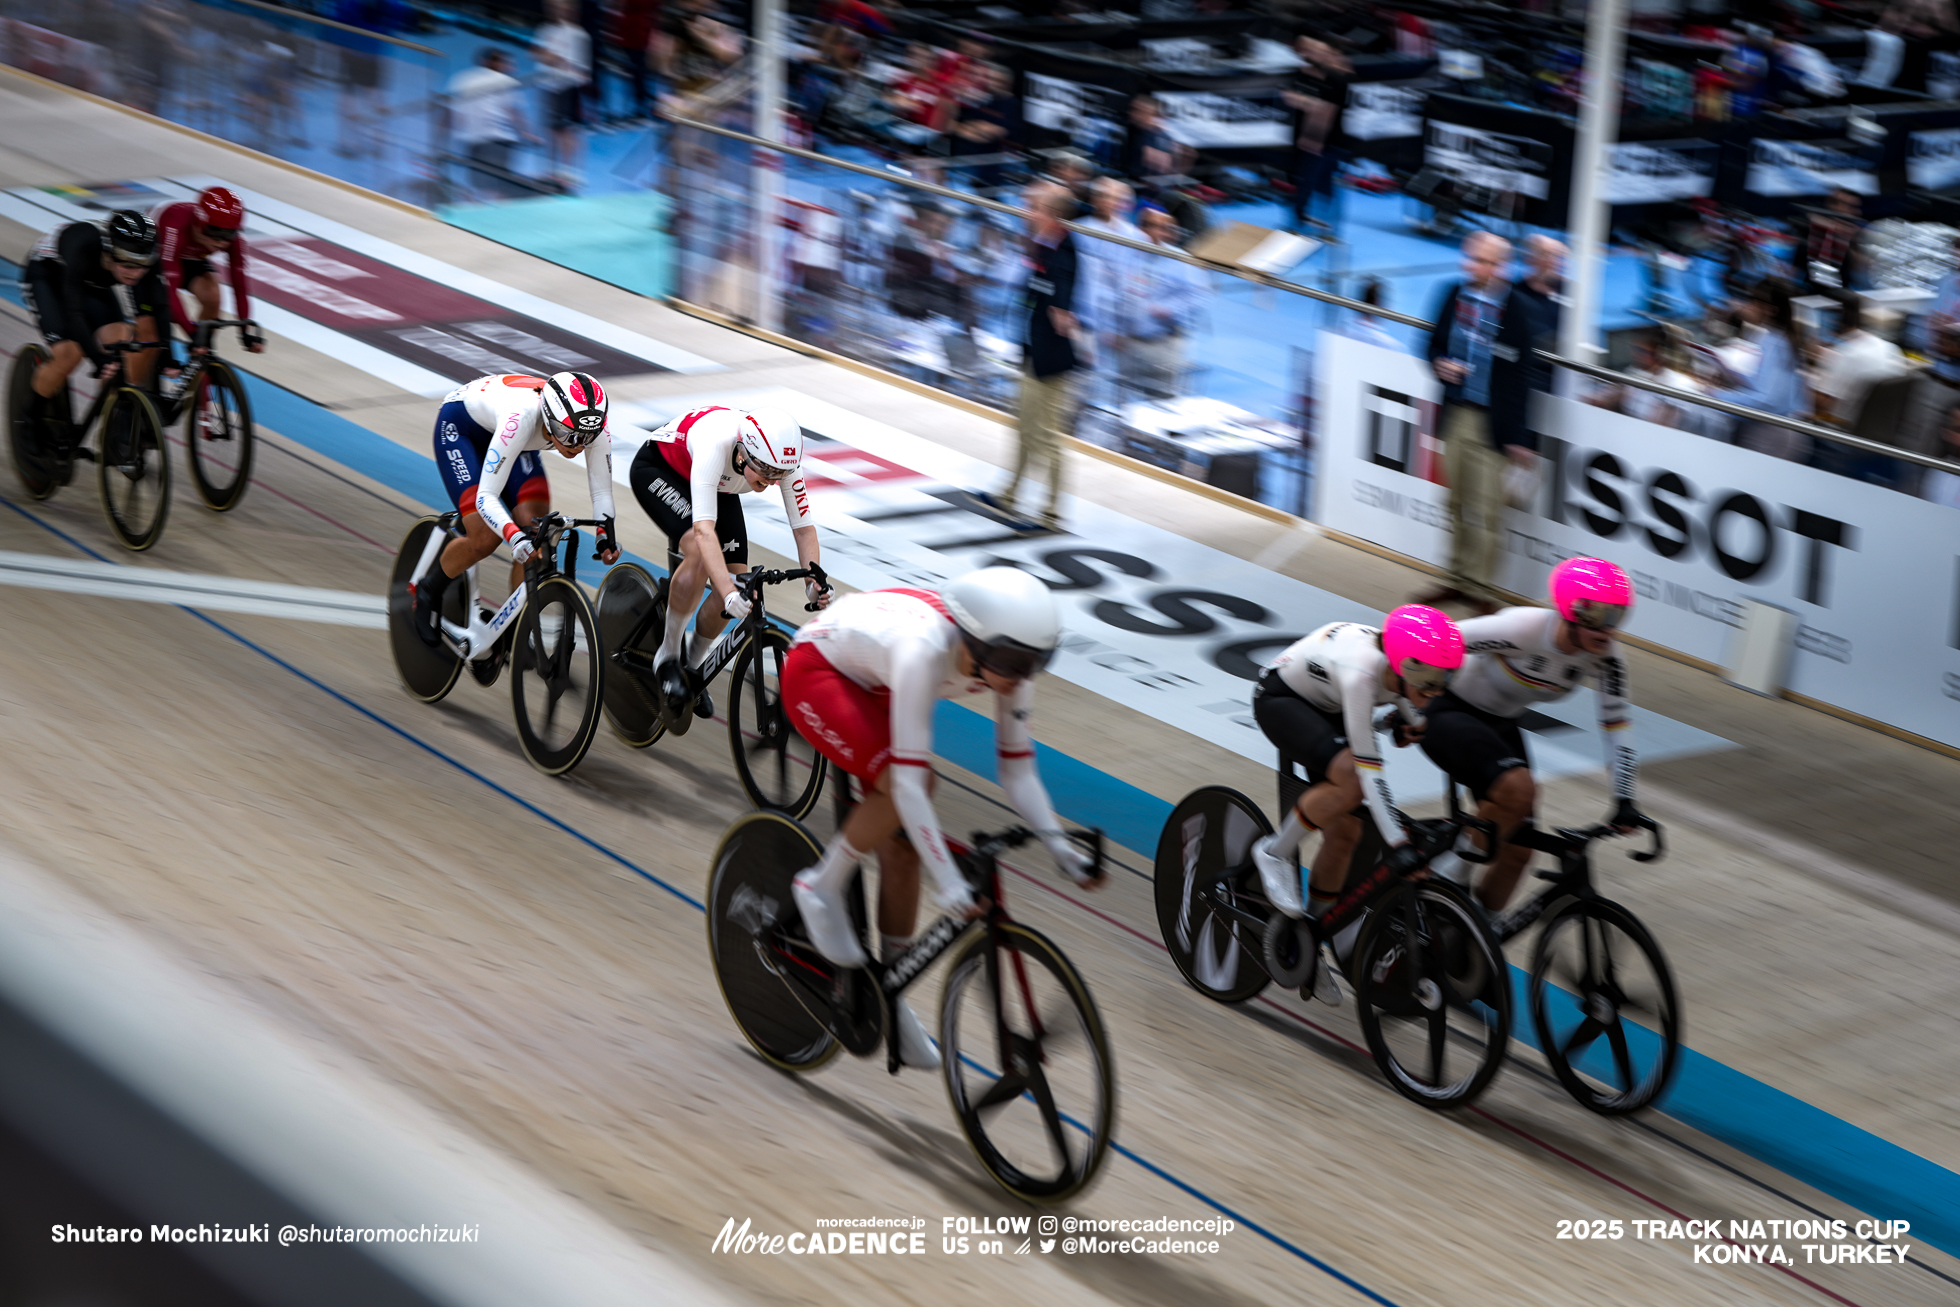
1281,36,1352,235
657,0,742,99
1713,277,1812,460
1513,234,1565,415
534,0,592,191
1814,292,1906,431
1421,230,1530,614
1343,278,1404,351
610,0,659,125
447,48,535,200
887,42,946,132
1585,331,1705,431
947,63,1023,192
1801,187,1869,292
1122,205,1210,400
888,200,972,327
1120,95,1184,183
333,0,401,159
1079,178,1144,398
983,182,1085,532
1037,151,1096,217
1907,231,1960,453
1920,401,1960,508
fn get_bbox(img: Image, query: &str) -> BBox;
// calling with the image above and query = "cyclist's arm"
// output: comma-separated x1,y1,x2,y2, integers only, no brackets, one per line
1336,661,1406,849
687,426,742,599
993,679,1063,843
55,225,111,367
153,208,200,339
472,405,529,549
227,233,254,328
582,430,616,522
1595,648,1639,800
886,644,972,909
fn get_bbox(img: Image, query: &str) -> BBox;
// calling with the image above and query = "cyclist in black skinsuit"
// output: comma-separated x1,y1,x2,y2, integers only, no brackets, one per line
18,209,169,446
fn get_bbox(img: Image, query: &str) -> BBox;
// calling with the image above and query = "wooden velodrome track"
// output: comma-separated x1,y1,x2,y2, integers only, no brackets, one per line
0,69,1956,1306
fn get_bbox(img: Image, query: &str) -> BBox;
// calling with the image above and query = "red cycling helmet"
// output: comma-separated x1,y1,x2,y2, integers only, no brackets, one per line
195,186,245,233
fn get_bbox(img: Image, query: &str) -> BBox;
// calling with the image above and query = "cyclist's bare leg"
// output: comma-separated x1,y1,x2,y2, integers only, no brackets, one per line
875,837,922,945
30,339,88,400
1471,765,1536,912
658,527,716,666
188,273,222,331
1300,749,1365,899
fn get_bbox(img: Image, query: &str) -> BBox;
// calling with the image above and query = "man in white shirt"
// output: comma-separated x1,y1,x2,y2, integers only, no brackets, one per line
1120,205,1209,399
1077,177,1142,402
447,48,533,199
533,0,592,190
1814,293,1906,430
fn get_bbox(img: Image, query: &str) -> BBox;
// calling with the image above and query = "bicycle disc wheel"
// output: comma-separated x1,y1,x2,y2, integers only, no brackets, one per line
1152,786,1272,1003
510,575,603,775
1354,881,1511,1109
183,357,254,511
706,811,843,1072
97,386,171,551
594,562,666,749
387,518,467,703
941,921,1114,1204
7,341,57,500
728,626,827,818
1529,897,1680,1116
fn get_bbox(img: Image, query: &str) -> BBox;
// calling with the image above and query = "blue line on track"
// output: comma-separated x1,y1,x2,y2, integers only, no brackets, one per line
0,487,1403,1305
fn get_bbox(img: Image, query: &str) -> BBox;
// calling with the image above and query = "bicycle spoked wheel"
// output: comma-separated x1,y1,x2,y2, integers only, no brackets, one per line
1152,786,1272,1003
706,811,845,1072
594,562,666,749
7,341,58,500
728,626,827,818
1529,898,1680,1116
97,387,171,551
1354,881,1511,1109
183,357,254,511
510,575,603,775
941,921,1114,1203
387,517,466,703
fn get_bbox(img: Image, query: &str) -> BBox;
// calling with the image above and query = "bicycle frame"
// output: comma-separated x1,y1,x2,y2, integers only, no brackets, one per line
609,558,828,690
1489,819,1665,945
405,511,595,662
156,320,253,423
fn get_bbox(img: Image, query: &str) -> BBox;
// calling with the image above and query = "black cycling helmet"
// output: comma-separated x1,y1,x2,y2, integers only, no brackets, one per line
104,210,158,265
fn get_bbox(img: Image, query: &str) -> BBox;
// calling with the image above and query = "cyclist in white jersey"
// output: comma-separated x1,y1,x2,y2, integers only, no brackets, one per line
627,403,825,718
411,372,619,645
779,569,1102,1069
1249,606,1466,1000
1420,557,1646,912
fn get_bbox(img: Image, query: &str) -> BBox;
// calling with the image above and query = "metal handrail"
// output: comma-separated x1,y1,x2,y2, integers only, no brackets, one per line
223,0,444,55
666,112,1960,474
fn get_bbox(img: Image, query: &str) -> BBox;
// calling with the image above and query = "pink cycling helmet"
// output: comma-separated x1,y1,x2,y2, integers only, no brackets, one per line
1381,604,1465,689
1548,557,1634,630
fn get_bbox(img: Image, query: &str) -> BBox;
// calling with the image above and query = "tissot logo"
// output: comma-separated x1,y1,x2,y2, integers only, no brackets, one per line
1540,438,1857,607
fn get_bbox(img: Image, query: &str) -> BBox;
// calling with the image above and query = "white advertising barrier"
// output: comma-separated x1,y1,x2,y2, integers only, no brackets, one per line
614,386,1726,803
1316,333,1960,749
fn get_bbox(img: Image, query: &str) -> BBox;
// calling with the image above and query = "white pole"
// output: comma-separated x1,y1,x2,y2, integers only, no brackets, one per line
1560,0,1629,367
753,0,785,334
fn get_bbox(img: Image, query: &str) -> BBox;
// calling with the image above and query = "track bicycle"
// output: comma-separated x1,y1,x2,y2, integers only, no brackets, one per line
707,811,1114,1203
157,318,259,512
1478,803,1681,1116
8,337,172,550
595,556,832,817
1154,783,1513,1109
387,510,607,775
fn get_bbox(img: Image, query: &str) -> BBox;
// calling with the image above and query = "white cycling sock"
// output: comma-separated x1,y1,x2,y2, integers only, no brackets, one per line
686,630,713,669
1269,809,1312,861
802,835,864,894
880,934,915,965
655,594,691,666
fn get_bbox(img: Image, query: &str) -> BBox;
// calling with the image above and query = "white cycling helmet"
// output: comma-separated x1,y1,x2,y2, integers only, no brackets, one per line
737,406,803,475
943,566,1061,680
540,372,608,448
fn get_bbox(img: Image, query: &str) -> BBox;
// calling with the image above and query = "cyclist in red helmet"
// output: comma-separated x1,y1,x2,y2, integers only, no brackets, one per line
149,186,263,355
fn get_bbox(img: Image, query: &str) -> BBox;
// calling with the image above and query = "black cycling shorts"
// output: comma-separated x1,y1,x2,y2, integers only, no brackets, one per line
178,257,215,284
1418,691,1531,801
629,440,748,565
1252,668,1350,787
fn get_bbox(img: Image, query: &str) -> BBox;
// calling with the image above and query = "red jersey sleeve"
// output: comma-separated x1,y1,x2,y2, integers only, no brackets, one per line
152,202,199,338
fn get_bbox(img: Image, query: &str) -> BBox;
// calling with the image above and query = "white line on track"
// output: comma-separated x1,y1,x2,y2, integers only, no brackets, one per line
0,550,385,628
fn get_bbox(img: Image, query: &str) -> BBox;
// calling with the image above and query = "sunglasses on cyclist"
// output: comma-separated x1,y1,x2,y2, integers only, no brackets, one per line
737,449,790,484
1568,599,1627,632
109,255,153,270
1398,659,1453,695
203,225,239,243
963,632,1054,682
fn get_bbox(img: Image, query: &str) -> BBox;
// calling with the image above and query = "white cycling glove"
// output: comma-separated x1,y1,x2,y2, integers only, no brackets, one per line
510,537,536,565
1044,834,1096,885
721,589,752,621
